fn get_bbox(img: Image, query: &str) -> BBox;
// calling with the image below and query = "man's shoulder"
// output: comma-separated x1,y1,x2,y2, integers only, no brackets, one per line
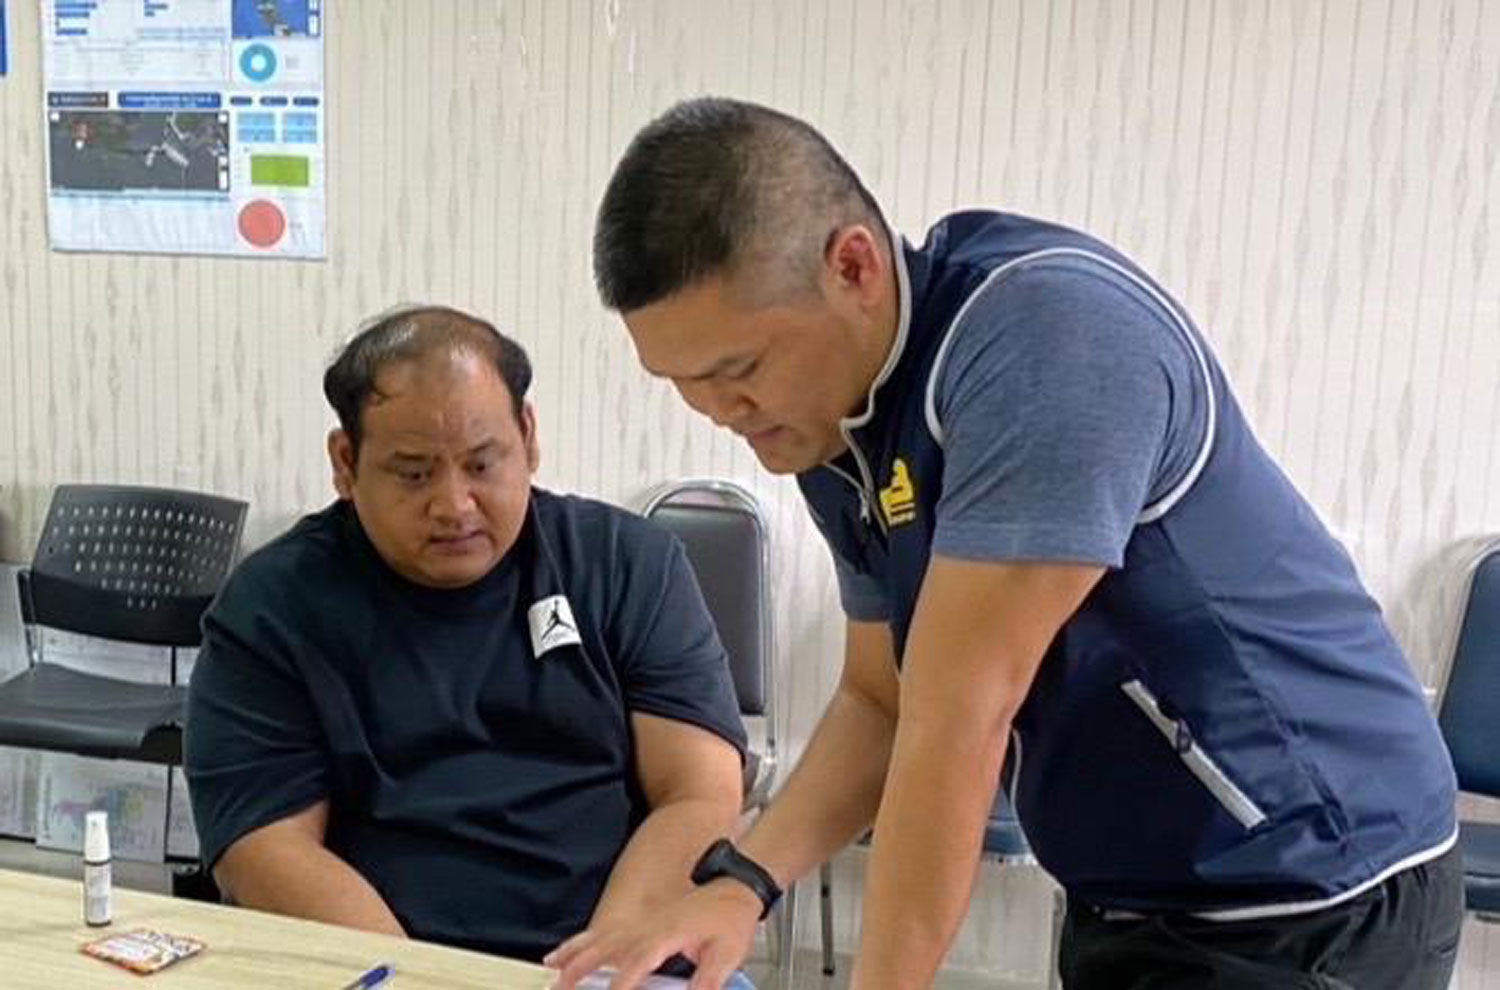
921,211,1199,393
531,488,675,561
920,209,1120,270
219,502,353,603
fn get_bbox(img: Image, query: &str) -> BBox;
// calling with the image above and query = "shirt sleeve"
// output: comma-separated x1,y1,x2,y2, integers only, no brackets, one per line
931,253,1207,568
184,568,330,870
612,529,749,758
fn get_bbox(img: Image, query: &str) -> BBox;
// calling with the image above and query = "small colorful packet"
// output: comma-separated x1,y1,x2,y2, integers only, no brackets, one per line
81,928,206,974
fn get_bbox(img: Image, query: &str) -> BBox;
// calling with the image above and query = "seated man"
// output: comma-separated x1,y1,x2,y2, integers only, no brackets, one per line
185,304,747,962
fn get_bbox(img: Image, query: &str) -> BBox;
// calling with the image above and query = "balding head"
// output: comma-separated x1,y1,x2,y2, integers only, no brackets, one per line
323,304,533,455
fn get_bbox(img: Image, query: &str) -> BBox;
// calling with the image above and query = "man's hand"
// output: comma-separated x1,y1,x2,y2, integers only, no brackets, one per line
545,878,762,990
548,619,902,990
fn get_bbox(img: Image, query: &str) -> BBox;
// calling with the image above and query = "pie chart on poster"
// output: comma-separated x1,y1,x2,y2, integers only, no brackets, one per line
238,200,287,249
240,43,278,82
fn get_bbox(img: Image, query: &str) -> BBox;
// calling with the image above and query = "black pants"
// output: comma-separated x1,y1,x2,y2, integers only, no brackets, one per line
1059,847,1464,989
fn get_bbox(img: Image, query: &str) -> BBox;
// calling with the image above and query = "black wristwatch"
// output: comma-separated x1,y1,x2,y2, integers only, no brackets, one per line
691,838,783,919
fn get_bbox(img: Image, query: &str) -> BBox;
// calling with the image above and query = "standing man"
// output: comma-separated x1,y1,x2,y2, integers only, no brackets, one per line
547,99,1461,990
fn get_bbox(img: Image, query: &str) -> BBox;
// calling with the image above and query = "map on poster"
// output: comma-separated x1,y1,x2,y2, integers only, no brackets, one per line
41,0,325,257
35,753,168,862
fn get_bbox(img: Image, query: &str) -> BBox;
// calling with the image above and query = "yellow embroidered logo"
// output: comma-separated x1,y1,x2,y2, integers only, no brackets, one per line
879,458,917,527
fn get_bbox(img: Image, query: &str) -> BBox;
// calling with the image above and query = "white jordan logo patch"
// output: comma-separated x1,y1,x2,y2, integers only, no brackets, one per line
528,595,581,658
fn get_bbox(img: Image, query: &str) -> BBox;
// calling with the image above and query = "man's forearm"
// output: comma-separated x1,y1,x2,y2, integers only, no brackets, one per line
215,841,406,936
738,683,898,888
850,715,1009,990
590,795,741,924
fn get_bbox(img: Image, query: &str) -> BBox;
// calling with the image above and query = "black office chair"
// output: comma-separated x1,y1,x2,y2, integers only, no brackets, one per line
1437,538,1500,922
0,484,247,765
641,479,792,985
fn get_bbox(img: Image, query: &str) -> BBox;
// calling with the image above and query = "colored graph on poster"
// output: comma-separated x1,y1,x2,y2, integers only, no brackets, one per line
41,0,325,257
35,753,168,862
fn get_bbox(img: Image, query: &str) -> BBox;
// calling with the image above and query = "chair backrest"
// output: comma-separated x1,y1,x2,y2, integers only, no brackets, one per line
21,484,248,648
642,481,772,722
1438,541,1500,798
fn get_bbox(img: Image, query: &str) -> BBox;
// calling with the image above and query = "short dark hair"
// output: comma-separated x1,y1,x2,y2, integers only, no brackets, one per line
594,97,883,312
323,304,532,454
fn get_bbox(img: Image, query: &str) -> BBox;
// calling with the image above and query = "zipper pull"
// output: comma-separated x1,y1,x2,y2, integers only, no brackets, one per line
1173,720,1193,755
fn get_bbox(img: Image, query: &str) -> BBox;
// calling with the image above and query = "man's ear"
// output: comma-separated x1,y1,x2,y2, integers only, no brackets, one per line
823,223,887,302
520,401,541,473
328,429,357,499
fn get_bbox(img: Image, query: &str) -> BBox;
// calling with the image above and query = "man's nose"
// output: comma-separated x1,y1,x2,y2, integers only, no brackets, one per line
428,467,477,519
680,379,756,429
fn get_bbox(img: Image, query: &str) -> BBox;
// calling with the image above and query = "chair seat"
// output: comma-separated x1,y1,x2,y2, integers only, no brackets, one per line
0,662,185,763
983,788,1033,861
1462,820,1500,914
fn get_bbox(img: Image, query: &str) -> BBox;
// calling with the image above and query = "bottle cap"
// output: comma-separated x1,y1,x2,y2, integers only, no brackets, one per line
84,810,111,862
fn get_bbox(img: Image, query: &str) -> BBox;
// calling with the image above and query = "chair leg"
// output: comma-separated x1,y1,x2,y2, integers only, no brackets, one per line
773,877,798,990
819,860,835,976
1047,885,1065,990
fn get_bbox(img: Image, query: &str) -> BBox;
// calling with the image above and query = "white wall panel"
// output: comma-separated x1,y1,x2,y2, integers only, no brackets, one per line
2,1,1497,982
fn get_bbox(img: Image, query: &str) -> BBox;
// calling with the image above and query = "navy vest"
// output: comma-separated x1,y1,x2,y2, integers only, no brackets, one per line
798,211,1456,916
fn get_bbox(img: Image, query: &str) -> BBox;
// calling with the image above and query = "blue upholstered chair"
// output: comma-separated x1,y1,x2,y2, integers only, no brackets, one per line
1438,539,1500,922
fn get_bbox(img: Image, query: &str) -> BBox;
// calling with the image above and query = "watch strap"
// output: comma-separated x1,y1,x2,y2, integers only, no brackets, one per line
691,838,783,920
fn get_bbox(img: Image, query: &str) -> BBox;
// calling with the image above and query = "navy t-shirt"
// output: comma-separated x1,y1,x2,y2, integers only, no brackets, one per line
184,489,747,961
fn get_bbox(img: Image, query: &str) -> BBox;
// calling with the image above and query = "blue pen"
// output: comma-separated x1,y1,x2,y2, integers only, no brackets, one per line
339,963,394,990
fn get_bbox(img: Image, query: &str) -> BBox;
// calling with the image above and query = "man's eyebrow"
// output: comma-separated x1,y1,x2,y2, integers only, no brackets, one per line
465,439,501,456
659,353,755,383
384,451,433,464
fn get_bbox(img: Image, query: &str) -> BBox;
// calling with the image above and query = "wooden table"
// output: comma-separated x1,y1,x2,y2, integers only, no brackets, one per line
0,866,557,989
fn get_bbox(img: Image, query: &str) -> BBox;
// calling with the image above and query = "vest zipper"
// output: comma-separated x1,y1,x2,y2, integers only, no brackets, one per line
835,425,887,535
